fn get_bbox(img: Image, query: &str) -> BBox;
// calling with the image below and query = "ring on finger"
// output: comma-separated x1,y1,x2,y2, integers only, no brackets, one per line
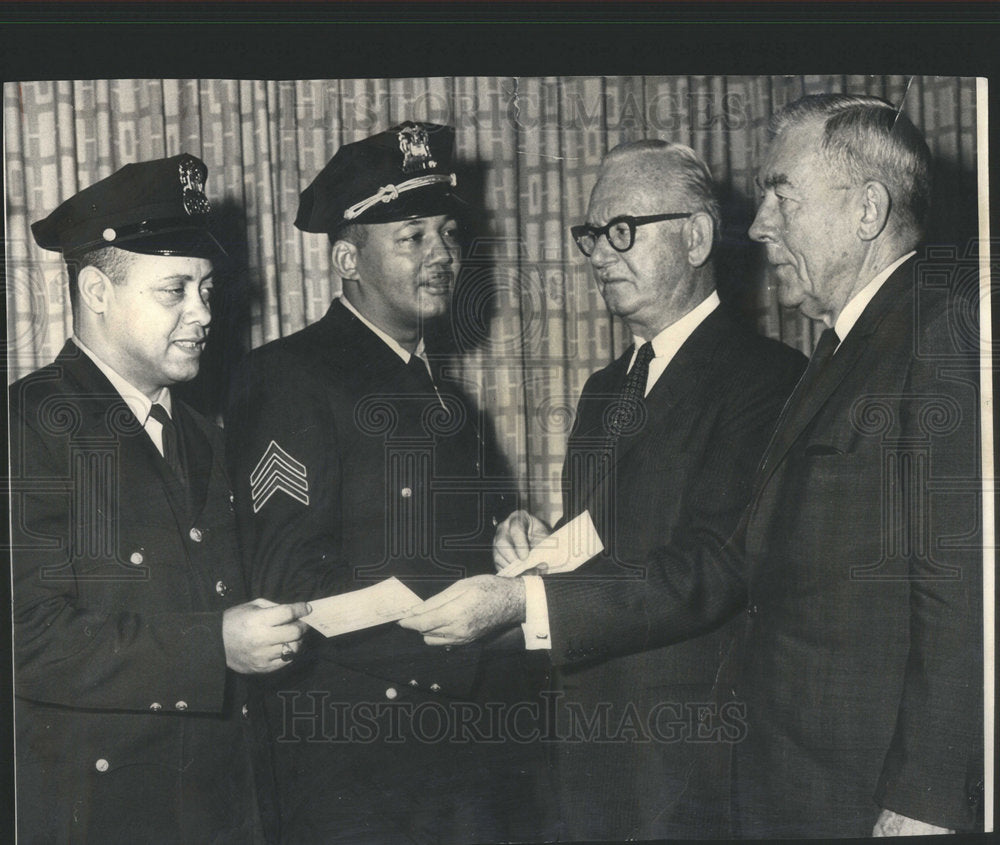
280,642,294,662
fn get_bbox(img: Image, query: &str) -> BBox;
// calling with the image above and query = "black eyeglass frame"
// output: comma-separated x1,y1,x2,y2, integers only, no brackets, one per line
570,212,693,256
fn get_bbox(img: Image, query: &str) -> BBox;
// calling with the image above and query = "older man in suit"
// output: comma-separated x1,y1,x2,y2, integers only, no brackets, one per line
401,95,984,837
10,155,311,843
403,138,805,839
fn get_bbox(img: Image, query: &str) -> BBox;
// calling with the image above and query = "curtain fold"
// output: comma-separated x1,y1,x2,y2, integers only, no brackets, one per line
5,75,978,523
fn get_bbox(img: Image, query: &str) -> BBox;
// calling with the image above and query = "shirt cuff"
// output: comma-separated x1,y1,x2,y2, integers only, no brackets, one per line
520,575,552,650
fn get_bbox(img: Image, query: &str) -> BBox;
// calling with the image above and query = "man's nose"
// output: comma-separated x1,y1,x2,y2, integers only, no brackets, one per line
749,195,777,243
588,231,618,268
184,289,212,327
427,231,455,265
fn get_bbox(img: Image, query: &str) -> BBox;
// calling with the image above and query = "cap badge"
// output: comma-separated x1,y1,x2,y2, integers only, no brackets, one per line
178,154,211,216
398,125,436,174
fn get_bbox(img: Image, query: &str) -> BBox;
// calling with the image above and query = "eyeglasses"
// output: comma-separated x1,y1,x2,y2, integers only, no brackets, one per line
570,213,693,257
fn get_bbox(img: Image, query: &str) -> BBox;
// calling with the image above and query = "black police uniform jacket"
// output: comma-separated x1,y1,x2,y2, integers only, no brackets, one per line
541,257,984,836
225,299,522,843
550,304,806,841
10,341,265,844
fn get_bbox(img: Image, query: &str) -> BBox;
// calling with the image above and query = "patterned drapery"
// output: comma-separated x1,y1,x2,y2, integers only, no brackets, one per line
4,75,978,522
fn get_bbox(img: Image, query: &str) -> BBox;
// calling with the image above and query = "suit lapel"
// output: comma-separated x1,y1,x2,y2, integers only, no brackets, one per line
753,260,915,494
569,307,728,514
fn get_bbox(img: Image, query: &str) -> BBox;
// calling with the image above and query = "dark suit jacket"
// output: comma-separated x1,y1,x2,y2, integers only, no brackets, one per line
225,300,536,844
10,342,264,844
549,305,805,840
543,258,984,836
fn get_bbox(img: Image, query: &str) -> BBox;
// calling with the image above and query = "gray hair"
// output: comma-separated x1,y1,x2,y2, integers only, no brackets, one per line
603,139,722,238
771,93,932,236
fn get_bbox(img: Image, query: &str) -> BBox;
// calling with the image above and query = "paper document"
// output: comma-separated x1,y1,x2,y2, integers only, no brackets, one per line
498,510,604,578
303,577,423,638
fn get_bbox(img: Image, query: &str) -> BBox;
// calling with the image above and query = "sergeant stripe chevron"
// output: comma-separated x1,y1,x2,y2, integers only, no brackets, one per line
250,440,310,513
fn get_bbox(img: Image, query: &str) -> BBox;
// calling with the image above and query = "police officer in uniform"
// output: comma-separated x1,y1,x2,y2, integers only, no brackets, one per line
225,123,546,843
10,155,311,843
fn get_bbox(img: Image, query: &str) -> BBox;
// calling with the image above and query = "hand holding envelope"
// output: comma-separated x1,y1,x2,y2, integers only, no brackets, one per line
398,512,605,645
302,513,604,644
302,577,422,638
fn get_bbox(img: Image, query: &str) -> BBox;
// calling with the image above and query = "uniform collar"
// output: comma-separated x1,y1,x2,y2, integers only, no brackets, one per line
337,295,425,363
70,335,171,423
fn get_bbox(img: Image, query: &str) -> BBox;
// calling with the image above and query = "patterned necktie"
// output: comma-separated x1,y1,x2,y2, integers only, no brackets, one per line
149,403,185,482
608,341,655,438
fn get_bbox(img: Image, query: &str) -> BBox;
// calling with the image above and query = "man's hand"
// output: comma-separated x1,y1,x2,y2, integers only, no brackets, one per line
222,598,312,674
872,808,954,836
398,575,526,645
493,509,551,573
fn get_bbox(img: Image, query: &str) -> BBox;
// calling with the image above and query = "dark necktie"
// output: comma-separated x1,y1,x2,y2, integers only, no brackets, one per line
407,354,437,393
149,403,185,483
608,341,655,438
756,327,840,480
783,327,840,420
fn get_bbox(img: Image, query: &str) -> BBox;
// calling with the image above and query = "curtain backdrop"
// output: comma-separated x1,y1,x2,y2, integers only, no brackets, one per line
4,75,979,522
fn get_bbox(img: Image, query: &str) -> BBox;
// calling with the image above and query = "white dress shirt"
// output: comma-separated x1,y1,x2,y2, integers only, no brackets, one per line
521,291,721,649
71,336,172,457
834,251,915,346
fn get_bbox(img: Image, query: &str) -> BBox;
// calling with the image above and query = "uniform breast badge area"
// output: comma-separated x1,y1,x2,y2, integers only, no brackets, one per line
250,440,310,513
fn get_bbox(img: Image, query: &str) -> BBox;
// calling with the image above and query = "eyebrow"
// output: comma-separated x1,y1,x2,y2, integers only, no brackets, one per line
758,173,791,190
157,273,215,284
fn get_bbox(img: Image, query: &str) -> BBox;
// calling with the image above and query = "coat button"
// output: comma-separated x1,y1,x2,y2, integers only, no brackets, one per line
385,687,398,700
175,701,188,711
429,683,441,692
215,580,229,597
408,679,419,687
242,704,249,720
129,551,144,565
189,527,203,543
400,487,412,498
95,759,109,772
149,702,162,712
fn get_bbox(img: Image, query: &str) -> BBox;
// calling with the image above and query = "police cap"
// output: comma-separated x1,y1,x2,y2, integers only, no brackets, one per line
31,153,225,259
295,121,465,235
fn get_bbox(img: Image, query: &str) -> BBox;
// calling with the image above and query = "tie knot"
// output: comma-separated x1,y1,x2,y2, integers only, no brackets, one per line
148,403,171,426
634,341,655,368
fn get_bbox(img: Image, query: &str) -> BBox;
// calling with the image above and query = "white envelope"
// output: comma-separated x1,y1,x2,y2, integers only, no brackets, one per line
498,510,604,578
302,577,423,638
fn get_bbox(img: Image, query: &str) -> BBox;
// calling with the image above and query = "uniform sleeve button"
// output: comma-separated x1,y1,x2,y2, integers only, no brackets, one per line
129,551,144,566
242,703,250,720
408,679,419,687
429,683,441,692
189,527,203,543
385,687,398,700
95,758,109,772
149,702,162,712
215,580,229,597
400,487,412,499
175,701,188,711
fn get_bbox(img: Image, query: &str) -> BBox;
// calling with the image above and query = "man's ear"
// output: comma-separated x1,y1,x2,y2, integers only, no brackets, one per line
331,239,359,280
77,265,112,315
858,180,891,241
685,212,714,268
